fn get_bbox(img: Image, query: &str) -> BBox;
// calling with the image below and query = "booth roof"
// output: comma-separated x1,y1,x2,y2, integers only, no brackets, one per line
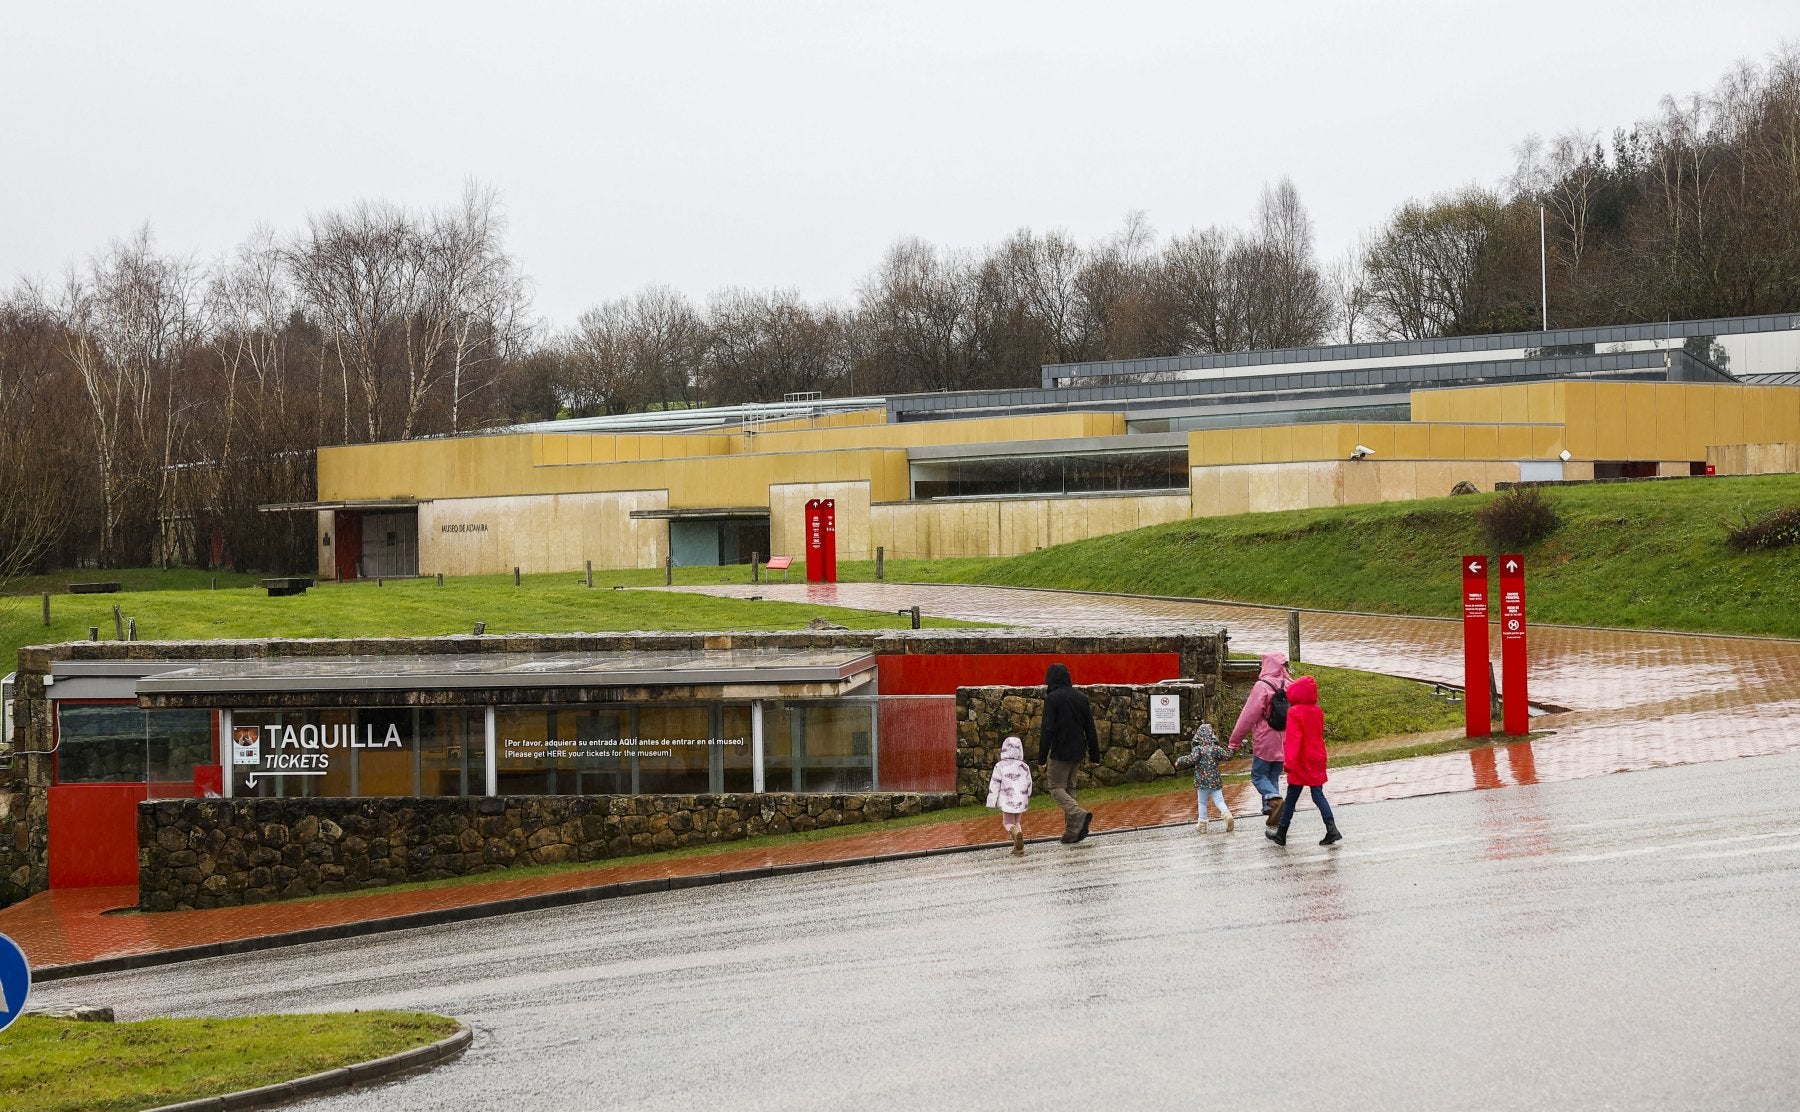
114,648,879,696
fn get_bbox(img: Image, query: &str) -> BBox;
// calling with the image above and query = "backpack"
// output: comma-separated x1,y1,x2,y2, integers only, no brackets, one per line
1260,678,1290,732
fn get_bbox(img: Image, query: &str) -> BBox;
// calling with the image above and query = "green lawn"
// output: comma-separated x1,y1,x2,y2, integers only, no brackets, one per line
0,1012,459,1112
0,572,974,673
866,475,1800,638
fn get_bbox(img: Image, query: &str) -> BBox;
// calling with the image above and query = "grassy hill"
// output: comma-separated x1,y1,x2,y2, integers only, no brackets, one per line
880,474,1800,639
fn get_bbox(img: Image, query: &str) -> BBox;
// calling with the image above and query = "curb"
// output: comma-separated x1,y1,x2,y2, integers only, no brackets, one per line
145,1022,471,1111
36,813,1229,982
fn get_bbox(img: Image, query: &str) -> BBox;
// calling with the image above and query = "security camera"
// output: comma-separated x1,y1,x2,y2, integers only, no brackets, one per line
1350,445,1374,460
1559,449,1572,462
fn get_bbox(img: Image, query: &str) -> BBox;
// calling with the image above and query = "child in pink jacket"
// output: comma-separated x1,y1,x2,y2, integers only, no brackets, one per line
987,735,1034,857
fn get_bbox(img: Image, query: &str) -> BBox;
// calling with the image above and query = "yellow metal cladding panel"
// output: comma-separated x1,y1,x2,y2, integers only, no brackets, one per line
1531,426,1566,459
1427,424,1466,460
1391,425,1431,460
1712,388,1746,448
1188,429,1236,466
1588,384,1628,459
1624,386,1659,460
1742,387,1772,445
1561,383,1597,457
1462,425,1500,460
1683,387,1716,457
1654,387,1689,459
1496,425,1534,460
1228,428,1261,465
1351,424,1401,460
1526,382,1562,423
320,435,544,501
1260,426,1296,463
1291,424,1332,462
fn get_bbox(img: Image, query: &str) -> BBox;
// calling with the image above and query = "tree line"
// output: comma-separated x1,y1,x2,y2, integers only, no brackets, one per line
1,49,1795,581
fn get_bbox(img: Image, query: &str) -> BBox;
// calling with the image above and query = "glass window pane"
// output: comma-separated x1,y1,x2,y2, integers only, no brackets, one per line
56,704,146,783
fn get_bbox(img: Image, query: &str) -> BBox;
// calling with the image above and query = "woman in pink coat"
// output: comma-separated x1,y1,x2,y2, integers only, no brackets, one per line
1265,675,1344,847
1229,652,1292,825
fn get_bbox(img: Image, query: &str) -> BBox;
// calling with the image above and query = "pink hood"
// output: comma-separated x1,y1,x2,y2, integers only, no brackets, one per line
1228,652,1292,761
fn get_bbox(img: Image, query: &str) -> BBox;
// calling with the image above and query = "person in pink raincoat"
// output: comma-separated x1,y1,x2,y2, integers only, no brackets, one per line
987,735,1034,857
1229,652,1293,827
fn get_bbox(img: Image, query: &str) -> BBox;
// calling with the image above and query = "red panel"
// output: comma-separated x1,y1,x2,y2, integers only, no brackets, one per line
877,698,957,793
49,781,202,889
48,783,148,888
877,652,1182,696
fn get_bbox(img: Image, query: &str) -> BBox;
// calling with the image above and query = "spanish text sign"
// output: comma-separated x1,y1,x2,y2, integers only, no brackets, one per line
1499,553,1530,735
1461,554,1491,740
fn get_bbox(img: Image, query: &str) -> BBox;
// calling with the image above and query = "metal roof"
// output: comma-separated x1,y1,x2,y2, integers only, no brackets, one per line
126,649,877,697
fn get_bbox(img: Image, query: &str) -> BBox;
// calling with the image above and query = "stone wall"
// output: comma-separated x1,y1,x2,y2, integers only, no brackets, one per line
0,773,39,907
953,682,1215,806
138,790,956,911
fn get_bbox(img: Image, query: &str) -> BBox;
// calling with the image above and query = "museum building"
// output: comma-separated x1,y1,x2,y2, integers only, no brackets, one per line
276,312,1800,579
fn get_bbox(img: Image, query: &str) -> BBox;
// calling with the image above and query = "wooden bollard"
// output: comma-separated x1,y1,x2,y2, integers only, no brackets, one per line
436,572,444,587
876,546,884,581
41,591,49,627
112,605,124,640
514,566,521,587
585,560,593,589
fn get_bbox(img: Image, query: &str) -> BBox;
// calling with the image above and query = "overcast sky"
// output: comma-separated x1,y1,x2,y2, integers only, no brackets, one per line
3,1,1795,331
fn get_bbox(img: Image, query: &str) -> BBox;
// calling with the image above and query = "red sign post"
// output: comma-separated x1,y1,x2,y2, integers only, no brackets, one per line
820,499,837,583
1461,555,1491,739
1499,553,1530,735
804,499,824,582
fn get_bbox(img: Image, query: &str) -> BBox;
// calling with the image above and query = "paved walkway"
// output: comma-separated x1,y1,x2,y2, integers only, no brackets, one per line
5,583,1794,976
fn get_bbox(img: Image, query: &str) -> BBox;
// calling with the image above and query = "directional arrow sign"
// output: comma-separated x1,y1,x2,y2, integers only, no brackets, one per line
1500,554,1530,735
245,771,327,788
1461,554,1491,739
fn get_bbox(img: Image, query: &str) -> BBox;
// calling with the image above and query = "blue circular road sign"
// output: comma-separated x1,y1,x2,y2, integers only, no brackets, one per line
0,932,31,1034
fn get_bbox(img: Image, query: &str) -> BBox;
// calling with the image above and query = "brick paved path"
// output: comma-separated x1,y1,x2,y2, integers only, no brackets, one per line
5,584,1793,974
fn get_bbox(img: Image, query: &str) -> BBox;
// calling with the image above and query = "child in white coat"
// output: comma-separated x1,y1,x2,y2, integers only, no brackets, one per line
987,735,1034,857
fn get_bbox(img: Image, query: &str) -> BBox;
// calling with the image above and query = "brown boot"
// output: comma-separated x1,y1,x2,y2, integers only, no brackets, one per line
1011,829,1025,856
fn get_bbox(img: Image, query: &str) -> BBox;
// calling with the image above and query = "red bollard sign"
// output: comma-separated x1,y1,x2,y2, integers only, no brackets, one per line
804,499,838,583
1499,553,1530,735
1462,554,1491,739
805,499,824,582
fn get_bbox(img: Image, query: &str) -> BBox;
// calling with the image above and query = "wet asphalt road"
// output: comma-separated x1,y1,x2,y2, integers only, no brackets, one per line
37,754,1800,1111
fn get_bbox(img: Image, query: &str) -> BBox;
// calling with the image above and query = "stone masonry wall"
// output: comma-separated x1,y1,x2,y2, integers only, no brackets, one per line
953,683,1216,806
0,773,37,907
138,790,956,911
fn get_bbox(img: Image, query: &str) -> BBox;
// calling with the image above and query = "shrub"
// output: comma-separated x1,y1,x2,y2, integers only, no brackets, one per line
1726,505,1800,552
1477,486,1562,551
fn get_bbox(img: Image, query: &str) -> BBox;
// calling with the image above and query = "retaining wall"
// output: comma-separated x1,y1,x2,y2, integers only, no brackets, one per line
953,682,1216,806
138,790,955,911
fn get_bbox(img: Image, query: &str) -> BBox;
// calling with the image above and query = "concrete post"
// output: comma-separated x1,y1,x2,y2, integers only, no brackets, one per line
751,700,765,793
220,707,233,799
484,705,498,796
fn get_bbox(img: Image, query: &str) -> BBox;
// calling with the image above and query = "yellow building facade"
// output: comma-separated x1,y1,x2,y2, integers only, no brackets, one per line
308,380,1800,578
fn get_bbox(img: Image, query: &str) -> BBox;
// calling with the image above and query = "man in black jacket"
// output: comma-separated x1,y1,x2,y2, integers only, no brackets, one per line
1040,662,1101,843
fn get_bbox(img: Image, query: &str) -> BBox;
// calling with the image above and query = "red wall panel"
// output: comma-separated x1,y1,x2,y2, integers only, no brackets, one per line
876,652,1181,696
876,697,958,793
49,782,200,889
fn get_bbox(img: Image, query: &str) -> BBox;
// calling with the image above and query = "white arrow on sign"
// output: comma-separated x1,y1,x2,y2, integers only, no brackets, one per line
245,771,327,788
1467,560,1484,574
1505,559,1520,573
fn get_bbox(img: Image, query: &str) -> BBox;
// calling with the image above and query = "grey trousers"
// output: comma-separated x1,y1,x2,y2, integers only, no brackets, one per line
1046,758,1086,837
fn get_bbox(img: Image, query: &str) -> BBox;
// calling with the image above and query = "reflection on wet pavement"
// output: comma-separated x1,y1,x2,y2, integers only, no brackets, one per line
671,582,1800,800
